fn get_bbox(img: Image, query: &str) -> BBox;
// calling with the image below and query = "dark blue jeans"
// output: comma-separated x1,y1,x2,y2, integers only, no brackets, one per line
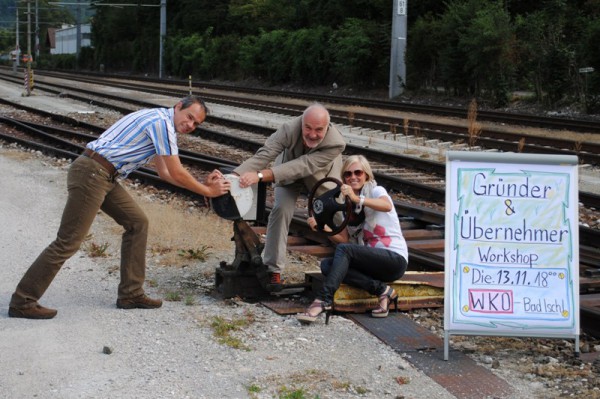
318,243,408,304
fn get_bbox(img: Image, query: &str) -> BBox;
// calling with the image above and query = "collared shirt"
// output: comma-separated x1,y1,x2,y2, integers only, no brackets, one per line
87,107,178,177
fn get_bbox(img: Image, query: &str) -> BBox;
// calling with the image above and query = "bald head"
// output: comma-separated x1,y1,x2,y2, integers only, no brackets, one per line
301,103,330,149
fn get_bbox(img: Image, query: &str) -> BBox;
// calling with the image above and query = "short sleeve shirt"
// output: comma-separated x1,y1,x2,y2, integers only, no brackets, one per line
361,186,408,260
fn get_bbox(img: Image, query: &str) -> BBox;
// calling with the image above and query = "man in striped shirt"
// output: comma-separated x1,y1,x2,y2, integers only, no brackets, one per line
8,95,230,319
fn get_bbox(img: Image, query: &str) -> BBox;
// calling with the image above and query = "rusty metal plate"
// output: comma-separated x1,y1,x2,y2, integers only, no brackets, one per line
348,312,443,351
349,313,514,399
261,299,306,315
400,271,445,288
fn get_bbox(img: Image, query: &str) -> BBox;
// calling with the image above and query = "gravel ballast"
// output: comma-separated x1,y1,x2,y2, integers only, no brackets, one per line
0,146,461,398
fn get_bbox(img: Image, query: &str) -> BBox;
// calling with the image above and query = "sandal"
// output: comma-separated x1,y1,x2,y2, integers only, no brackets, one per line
371,286,398,318
297,299,332,325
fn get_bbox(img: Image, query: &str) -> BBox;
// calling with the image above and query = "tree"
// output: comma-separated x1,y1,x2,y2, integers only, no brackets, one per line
460,2,516,105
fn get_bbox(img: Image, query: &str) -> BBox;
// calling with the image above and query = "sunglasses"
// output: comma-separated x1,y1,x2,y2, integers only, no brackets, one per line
343,169,365,179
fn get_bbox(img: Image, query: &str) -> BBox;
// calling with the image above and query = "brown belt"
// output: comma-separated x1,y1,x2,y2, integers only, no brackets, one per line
82,148,117,176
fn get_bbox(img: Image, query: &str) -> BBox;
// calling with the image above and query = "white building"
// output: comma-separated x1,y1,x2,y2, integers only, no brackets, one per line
49,24,91,55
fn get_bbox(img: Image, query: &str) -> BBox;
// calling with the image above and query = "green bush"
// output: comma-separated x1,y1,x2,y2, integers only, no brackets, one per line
288,27,333,85
329,19,381,86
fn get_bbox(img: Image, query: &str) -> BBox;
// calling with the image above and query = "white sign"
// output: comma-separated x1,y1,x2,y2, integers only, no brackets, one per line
397,0,407,15
579,67,594,73
444,152,579,359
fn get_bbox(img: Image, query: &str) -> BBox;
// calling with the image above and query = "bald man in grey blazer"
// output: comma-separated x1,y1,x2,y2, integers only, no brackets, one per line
236,103,346,289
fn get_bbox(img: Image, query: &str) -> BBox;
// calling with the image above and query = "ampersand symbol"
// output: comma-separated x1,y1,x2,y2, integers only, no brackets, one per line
504,199,515,215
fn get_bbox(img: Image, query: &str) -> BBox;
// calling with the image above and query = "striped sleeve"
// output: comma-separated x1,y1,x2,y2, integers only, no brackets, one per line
149,109,178,156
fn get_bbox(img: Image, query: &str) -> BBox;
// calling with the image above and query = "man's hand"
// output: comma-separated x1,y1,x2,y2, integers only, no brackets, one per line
204,169,230,197
205,169,224,184
238,171,259,188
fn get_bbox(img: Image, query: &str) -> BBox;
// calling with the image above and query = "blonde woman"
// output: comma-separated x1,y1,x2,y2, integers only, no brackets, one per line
298,155,408,324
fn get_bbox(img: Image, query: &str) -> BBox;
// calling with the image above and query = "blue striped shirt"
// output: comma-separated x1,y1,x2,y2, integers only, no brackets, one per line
87,107,178,177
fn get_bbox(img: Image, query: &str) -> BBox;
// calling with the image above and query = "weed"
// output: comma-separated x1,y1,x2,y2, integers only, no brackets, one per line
85,242,110,257
331,380,350,390
389,123,397,141
178,245,212,261
413,122,422,139
184,294,195,306
403,118,410,150
332,379,368,395
146,279,158,288
355,386,368,394
347,111,355,128
150,245,171,256
164,291,182,302
396,376,411,385
277,386,313,399
247,384,261,395
467,98,482,148
210,311,255,351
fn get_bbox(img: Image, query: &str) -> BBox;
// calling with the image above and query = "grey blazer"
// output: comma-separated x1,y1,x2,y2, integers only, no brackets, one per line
234,116,346,190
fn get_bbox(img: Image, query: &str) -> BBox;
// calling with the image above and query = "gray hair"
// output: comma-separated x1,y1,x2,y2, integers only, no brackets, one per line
179,95,209,115
302,102,330,125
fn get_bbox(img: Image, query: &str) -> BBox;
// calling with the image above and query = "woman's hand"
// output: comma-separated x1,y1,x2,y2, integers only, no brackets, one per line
307,216,332,233
341,184,359,203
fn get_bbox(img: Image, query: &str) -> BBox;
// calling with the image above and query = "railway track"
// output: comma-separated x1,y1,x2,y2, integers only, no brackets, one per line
5,75,600,211
1,98,599,339
6,66,599,134
3,68,600,166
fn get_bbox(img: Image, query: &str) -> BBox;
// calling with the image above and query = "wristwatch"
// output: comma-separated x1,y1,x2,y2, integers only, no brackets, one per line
257,171,264,182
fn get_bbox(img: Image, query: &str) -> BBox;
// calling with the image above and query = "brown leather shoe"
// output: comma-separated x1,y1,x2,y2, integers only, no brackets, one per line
8,304,57,319
116,294,162,309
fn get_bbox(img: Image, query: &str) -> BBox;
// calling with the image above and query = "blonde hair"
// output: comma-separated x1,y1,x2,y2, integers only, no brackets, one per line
342,155,377,197
342,155,374,182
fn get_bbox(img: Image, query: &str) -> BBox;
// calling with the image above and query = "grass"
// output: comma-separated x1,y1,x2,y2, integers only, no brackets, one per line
120,190,233,268
178,245,213,261
164,291,182,302
246,368,370,398
184,294,196,306
84,241,110,257
247,383,261,398
210,311,256,351
277,387,318,399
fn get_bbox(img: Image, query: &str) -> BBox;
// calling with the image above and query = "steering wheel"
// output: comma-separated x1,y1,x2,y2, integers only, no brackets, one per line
307,177,353,236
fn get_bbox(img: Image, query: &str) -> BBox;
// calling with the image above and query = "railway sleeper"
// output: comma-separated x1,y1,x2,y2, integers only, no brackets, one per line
304,271,444,314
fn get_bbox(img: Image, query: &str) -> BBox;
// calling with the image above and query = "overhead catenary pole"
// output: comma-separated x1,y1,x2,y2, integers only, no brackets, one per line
26,0,32,96
76,0,81,70
35,0,40,59
159,0,166,78
14,5,20,71
389,0,408,99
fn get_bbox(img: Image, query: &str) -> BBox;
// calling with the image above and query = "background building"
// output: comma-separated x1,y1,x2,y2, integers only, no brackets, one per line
48,24,91,55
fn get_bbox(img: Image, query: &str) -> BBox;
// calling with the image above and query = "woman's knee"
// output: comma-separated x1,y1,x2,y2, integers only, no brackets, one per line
320,257,333,275
335,243,353,257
